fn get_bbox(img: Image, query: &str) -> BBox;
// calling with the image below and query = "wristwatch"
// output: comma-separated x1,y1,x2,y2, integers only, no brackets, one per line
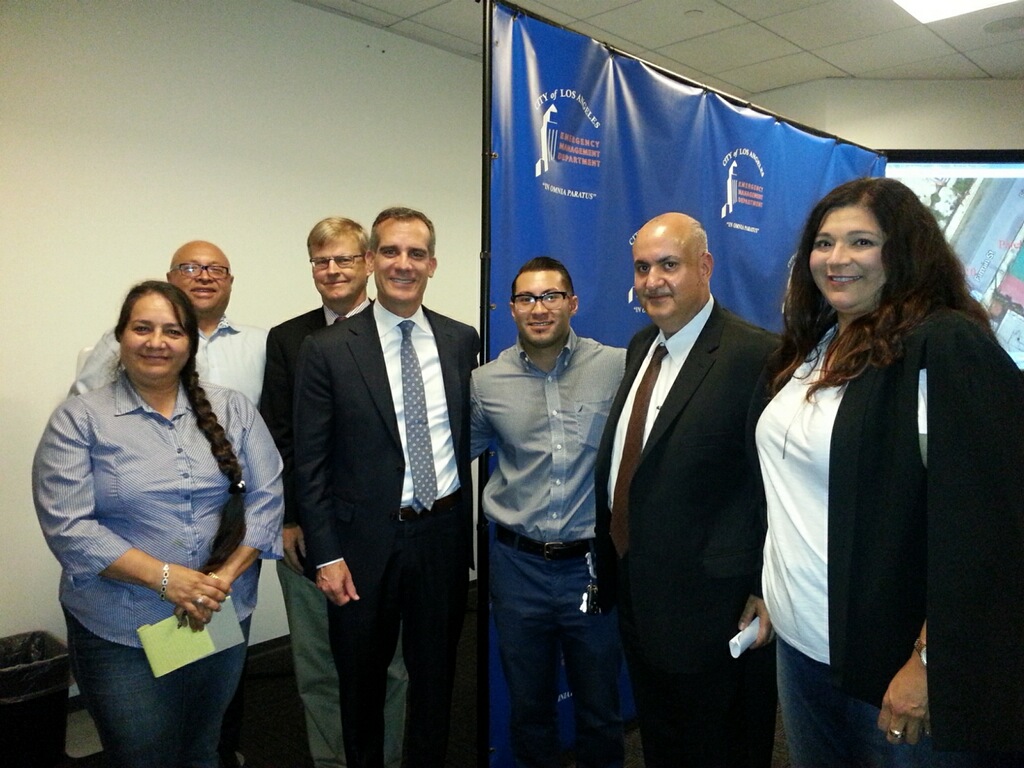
914,637,927,667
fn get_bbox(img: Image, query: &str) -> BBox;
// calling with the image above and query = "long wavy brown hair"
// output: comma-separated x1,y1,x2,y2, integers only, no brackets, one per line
115,281,246,569
766,177,992,397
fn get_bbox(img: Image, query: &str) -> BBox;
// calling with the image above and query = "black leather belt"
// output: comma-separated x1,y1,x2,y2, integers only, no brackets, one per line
495,525,592,560
392,490,460,522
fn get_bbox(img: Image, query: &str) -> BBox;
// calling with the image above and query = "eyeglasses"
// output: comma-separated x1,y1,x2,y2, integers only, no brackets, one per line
511,291,570,309
310,255,364,270
174,263,231,279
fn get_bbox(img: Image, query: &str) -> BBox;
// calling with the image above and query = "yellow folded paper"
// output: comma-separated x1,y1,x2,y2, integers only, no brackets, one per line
137,596,244,677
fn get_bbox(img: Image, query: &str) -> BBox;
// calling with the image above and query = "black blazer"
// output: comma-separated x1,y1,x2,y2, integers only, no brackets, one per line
594,303,776,673
260,307,330,527
292,304,479,589
816,311,1024,751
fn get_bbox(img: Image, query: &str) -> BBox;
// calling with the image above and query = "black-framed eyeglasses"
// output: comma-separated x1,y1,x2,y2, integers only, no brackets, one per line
310,255,364,270
511,291,570,308
174,263,231,279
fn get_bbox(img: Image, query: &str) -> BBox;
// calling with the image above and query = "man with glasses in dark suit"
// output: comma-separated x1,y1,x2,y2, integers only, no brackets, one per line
260,217,408,768
294,207,478,768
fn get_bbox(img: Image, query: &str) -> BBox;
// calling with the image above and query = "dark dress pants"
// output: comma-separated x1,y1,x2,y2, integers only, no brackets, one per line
327,509,467,768
617,560,777,768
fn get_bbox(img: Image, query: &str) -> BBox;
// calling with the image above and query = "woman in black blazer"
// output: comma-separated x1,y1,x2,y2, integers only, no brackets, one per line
755,177,1024,765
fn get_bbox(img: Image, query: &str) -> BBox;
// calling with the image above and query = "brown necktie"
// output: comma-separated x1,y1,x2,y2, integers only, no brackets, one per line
610,343,668,558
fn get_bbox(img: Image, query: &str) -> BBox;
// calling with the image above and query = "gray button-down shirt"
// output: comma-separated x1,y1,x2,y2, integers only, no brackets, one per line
470,330,625,542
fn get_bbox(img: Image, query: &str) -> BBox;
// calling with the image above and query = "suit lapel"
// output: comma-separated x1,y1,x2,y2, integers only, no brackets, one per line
597,326,657,480
343,305,404,452
642,304,723,456
424,308,463,451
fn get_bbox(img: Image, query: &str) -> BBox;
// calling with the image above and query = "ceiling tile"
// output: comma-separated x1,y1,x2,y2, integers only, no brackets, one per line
712,0,831,22
718,51,847,93
504,0,580,26
390,18,483,57
966,38,1024,76
637,50,721,82
412,0,484,43
526,0,641,21
862,53,989,79
760,0,918,49
352,0,446,15
657,22,801,74
571,20,649,54
586,0,747,50
926,0,1024,50
296,0,402,26
814,26,956,75
292,0,1023,83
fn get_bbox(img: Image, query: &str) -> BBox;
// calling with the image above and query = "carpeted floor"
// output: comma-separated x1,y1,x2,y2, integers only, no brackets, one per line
57,581,792,767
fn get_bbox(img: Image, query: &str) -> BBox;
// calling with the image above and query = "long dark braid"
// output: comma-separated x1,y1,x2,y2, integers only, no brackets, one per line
117,280,247,571
183,367,247,571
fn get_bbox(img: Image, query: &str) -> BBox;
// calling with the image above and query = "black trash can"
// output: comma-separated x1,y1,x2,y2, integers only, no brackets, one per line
0,631,71,768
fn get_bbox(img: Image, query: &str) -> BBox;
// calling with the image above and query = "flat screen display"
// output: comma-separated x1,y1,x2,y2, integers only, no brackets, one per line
886,151,1024,367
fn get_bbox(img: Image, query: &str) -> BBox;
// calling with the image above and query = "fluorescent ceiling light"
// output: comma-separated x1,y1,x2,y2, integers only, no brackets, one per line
892,0,1018,23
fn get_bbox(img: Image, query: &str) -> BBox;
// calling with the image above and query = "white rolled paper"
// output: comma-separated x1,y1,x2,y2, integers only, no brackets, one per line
729,616,760,659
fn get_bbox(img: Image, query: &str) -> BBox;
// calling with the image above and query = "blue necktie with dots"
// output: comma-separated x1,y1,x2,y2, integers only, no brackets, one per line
399,320,437,511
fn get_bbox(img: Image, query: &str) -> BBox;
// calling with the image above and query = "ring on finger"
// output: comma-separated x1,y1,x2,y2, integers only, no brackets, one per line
194,595,205,607
888,728,904,740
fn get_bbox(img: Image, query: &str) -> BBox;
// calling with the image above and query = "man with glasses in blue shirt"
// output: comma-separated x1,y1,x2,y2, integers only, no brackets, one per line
471,257,626,768
71,240,267,406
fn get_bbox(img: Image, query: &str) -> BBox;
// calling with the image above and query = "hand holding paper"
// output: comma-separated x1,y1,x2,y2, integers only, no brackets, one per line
137,596,244,677
729,617,760,658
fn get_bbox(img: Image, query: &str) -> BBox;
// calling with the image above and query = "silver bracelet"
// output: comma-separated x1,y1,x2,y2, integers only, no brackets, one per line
159,563,170,601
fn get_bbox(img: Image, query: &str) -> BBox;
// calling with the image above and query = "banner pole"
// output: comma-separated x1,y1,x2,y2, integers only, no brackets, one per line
477,0,494,764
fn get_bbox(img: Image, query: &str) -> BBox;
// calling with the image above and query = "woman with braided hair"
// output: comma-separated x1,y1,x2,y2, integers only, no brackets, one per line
33,280,283,768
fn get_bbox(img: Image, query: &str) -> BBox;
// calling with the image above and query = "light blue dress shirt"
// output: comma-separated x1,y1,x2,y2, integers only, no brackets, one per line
70,315,268,406
33,371,284,647
470,330,625,542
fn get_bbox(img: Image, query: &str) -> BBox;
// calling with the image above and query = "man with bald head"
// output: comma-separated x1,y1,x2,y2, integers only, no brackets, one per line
594,213,778,766
71,240,267,405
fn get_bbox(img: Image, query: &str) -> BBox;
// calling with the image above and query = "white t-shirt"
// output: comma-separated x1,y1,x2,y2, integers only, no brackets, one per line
757,331,929,663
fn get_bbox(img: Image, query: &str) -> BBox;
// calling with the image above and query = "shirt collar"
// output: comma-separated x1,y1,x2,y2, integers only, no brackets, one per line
113,368,191,419
373,300,430,337
516,327,578,373
323,297,371,326
202,314,236,340
657,294,715,358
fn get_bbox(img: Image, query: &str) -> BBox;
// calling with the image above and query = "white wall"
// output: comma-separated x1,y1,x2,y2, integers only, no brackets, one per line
753,78,1024,150
3,0,1021,650
0,0,481,645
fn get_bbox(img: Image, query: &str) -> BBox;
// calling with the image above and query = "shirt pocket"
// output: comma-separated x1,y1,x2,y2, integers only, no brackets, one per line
572,398,614,450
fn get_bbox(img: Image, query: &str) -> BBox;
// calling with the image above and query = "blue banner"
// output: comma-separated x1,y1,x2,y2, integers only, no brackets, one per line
486,3,885,764
489,3,885,348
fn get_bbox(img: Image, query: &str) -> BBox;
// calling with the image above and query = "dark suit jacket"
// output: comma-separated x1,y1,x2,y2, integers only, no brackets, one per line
594,303,776,674
260,307,329,527
292,303,479,590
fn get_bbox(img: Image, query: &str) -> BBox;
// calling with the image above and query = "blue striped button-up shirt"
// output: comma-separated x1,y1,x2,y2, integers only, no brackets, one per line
33,371,284,647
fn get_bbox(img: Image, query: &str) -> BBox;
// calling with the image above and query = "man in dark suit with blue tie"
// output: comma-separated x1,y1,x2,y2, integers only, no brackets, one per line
594,212,778,767
260,216,407,768
294,207,479,768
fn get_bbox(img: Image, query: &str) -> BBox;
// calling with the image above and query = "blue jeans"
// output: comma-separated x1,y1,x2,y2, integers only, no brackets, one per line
490,537,624,768
65,609,249,768
777,637,988,768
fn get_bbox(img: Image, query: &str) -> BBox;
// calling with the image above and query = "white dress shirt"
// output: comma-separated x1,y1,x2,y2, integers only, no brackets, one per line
607,296,715,502
373,301,459,507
